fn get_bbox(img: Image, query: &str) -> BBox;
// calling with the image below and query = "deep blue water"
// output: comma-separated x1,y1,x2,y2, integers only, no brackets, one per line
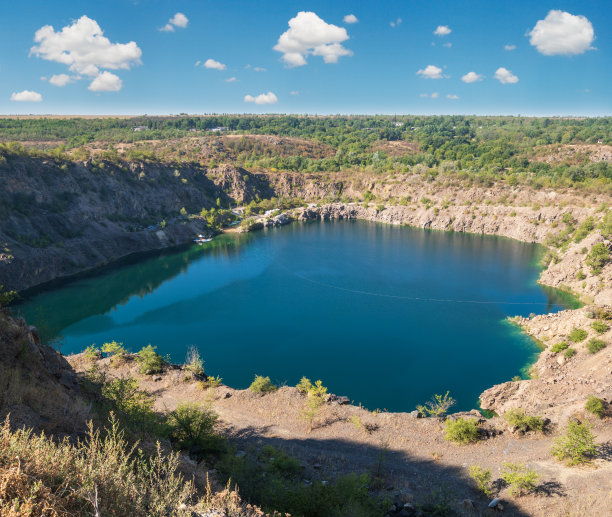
17,221,577,412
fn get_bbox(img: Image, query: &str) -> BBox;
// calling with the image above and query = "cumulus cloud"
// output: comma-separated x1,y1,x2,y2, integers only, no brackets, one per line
204,58,226,70
244,92,278,105
49,73,73,86
420,92,439,99
461,71,483,83
274,11,352,67
390,18,402,28
446,94,459,99
529,10,594,56
504,44,516,51
11,90,42,102
225,77,238,82
494,67,519,84
160,12,189,31
434,25,451,36
88,71,122,91
417,65,444,79
344,14,358,24
31,16,141,77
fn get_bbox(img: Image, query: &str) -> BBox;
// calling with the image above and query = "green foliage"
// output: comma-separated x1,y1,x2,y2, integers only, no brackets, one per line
184,345,205,376
586,243,610,274
416,391,456,418
550,341,569,354
444,418,480,444
600,210,612,239
585,396,605,418
564,347,577,358
167,403,225,455
468,465,494,498
136,345,165,374
586,338,607,354
300,380,328,432
101,377,159,433
568,328,588,343
198,375,223,389
84,344,101,362
576,270,586,280
503,409,546,432
249,375,277,394
296,376,313,394
551,421,598,465
574,217,595,242
501,463,540,497
101,340,128,359
591,320,609,334
0,285,17,307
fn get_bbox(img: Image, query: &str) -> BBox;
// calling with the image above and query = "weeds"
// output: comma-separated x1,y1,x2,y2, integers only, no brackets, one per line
551,421,598,465
416,391,456,418
501,463,540,497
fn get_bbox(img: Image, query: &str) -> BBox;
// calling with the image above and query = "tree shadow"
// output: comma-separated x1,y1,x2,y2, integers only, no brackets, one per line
596,441,612,461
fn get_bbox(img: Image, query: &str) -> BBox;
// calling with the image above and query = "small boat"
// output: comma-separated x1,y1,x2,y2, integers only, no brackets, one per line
194,237,213,244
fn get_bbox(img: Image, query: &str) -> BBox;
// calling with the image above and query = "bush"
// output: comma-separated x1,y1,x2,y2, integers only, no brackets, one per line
296,376,313,394
591,321,609,334
249,375,277,394
184,345,204,376
503,409,546,432
135,345,164,374
84,344,101,362
586,338,607,354
444,418,480,444
417,391,456,418
586,243,610,274
101,341,128,363
585,396,606,418
300,380,328,432
101,377,159,433
167,403,225,455
0,285,17,307
501,463,540,497
564,347,577,358
550,342,568,354
0,415,194,517
468,465,494,498
551,421,598,465
568,328,588,343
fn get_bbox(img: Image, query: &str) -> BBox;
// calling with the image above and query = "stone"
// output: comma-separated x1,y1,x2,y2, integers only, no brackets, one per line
488,498,501,508
463,499,475,509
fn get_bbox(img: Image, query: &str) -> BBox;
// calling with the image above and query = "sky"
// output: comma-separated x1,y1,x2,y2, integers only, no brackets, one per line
0,0,610,116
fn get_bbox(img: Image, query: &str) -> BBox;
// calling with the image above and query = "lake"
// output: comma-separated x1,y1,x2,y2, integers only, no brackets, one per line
17,220,577,412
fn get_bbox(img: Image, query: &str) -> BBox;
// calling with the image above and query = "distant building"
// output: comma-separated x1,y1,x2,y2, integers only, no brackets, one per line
597,139,604,144
132,126,148,132
394,122,404,127
210,126,229,132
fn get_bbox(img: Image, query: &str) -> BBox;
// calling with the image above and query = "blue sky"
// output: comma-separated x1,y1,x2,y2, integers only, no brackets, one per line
0,0,609,115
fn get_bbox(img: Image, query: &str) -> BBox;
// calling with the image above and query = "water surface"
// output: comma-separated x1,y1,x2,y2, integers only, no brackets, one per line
18,221,576,411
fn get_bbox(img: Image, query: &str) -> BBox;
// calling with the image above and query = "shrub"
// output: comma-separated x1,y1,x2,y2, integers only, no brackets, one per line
576,270,586,280
101,377,158,432
586,243,610,274
417,391,456,418
591,321,609,334
184,345,205,376
135,345,164,374
568,328,588,343
84,344,101,362
586,338,607,354
585,396,606,418
296,376,313,394
249,375,277,394
564,347,577,358
300,380,328,432
551,421,598,465
0,285,17,307
550,342,568,354
101,341,128,363
503,409,546,433
167,403,224,455
468,465,494,498
198,375,222,389
444,418,480,444
501,463,540,497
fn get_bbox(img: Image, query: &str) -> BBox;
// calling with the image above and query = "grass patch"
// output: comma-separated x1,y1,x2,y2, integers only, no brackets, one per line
503,409,546,433
568,328,588,343
586,338,607,354
444,418,480,444
585,396,606,418
501,463,540,497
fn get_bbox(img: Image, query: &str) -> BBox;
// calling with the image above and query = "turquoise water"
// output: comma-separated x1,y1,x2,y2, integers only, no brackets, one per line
17,221,577,412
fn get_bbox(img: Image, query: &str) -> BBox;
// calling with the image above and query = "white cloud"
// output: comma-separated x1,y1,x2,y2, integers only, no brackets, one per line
194,60,201,66
204,58,226,70
529,10,594,56
31,16,141,77
244,92,278,105
504,44,516,51
420,92,439,99
461,71,483,83
446,94,459,99
274,11,352,67
443,42,452,48
390,18,402,28
49,73,73,86
161,12,189,31
225,77,238,82
290,90,299,95
417,65,444,79
494,67,519,84
11,90,42,102
88,71,122,91
253,67,266,72
344,14,358,24
434,25,451,36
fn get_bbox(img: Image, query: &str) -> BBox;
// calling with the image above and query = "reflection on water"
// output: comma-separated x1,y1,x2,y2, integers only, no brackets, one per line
17,221,580,411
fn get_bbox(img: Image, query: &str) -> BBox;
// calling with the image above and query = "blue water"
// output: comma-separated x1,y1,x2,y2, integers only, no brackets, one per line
17,221,577,412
